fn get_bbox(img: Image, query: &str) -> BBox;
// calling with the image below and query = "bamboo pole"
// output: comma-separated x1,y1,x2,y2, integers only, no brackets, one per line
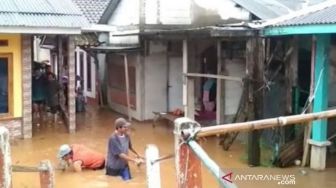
197,108,336,138
187,140,237,188
124,54,132,122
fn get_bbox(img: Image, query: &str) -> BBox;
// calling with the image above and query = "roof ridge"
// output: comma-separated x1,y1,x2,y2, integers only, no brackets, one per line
255,0,336,28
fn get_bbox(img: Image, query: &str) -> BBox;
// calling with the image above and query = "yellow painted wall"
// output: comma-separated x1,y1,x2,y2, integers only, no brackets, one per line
0,34,22,117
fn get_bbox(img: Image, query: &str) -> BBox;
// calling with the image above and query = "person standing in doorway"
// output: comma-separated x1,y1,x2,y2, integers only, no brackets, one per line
106,118,144,180
46,73,61,123
32,67,47,126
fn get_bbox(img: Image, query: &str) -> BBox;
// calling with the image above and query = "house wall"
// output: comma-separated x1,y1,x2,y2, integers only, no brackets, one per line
108,0,192,26
0,34,22,118
145,0,192,24
106,53,141,119
108,0,139,25
144,41,168,119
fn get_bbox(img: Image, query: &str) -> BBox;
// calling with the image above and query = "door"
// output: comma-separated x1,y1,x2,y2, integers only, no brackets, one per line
168,57,183,111
75,47,96,99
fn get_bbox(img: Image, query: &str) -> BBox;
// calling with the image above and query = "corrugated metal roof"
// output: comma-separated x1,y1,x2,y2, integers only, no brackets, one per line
275,4,336,26
278,0,326,10
231,0,293,20
72,0,110,24
261,1,336,27
0,0,88,28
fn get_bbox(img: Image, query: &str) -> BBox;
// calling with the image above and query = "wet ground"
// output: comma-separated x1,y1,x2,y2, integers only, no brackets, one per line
10,108,336,188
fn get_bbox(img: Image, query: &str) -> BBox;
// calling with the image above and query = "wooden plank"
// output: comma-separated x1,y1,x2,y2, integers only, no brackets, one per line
179,39,201,188
216,40,225,125
124,54,132,121
182,39,188,116
185,73,242,82
186,78,195,119
302,36,315,167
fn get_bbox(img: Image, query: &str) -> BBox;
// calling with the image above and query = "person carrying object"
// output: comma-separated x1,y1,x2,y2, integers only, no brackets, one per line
106,118,145,180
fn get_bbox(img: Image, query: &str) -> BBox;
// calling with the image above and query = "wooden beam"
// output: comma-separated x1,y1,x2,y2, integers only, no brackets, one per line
302,36,316,167
183,40,188,116
197,108,336,138
179,40,202,188
123,54,132,121
216,41,225,124
185,73,242,82
186,78,195,119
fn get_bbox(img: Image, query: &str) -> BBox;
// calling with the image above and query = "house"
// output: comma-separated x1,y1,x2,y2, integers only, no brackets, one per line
97,0,255,122
261,0,336,170
71,0,116,106
0,0,88,138
97,0,314,123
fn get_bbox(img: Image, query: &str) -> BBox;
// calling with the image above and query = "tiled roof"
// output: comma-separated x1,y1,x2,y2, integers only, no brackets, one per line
0,0,88,28
72,0,110,24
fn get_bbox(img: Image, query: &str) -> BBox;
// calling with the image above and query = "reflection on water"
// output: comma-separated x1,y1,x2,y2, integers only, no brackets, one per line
10,108,336,188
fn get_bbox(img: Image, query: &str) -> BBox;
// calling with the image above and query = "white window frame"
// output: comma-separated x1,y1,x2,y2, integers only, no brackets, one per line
75,47,96,98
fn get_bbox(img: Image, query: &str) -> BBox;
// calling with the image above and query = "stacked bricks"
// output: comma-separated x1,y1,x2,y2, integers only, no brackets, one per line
22,35,33,139
67,36,76,133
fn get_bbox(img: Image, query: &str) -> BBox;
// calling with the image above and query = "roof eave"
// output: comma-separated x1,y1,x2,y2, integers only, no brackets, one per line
0,26,82,35
263,24,336,36
99,0,121,24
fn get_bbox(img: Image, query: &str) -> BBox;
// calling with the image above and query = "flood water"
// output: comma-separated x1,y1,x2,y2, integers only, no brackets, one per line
10,108,336,188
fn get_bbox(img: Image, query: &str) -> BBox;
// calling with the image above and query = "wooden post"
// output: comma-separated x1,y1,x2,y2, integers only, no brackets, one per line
39,160,54,188
178,40,202,188
0,127,11,188
283,37,297,142
216,40,225,125
246,37,264,166
302,36,316,167
183,39,188,116
124,54,132,122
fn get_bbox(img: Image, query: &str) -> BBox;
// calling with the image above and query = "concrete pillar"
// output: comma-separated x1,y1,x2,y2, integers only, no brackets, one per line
22,35,33,139
0,127,12,188
310,34,331,170
67,36,76,133
146,145,161,188
39,160,54,188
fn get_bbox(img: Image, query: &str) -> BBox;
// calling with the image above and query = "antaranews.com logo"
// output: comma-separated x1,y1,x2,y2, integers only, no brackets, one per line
221,171,296,185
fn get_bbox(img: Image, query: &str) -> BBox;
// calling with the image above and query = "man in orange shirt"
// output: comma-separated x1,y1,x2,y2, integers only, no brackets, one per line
57,144,105,172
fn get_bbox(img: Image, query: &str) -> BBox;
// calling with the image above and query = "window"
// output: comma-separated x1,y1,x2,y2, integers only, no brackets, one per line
0,54,12,116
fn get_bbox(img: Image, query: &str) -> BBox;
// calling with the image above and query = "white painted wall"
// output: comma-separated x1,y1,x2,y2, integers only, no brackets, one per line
108,0,139,25
144,41,168,119
159,0,192,24
224,58,245,115
108,0,192,26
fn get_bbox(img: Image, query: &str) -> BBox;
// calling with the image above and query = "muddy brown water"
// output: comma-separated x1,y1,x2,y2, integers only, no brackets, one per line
10,109,336,188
